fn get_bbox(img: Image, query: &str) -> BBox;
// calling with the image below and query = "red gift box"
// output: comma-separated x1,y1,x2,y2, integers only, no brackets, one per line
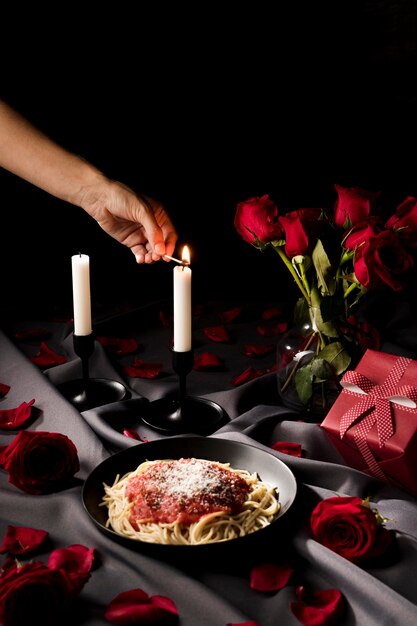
320,348,417,496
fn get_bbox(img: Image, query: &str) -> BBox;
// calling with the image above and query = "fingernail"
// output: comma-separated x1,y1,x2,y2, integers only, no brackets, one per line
155,243,165,255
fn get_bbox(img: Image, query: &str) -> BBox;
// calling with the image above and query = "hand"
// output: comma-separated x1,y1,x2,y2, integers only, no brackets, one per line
81,179,178,264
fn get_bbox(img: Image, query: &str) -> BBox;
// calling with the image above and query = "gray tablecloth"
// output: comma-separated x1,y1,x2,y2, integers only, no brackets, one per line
1,300,417,625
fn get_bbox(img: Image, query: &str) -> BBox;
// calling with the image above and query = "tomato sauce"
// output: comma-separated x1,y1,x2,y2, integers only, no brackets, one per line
126,458,250,527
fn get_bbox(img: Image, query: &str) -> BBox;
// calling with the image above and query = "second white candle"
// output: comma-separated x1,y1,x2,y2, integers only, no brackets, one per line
173,264,192,352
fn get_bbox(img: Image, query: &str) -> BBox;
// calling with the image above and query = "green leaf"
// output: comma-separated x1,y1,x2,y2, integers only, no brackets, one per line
295,366,314,405
312,239,336,296
293,297,311,328
310,288,339,338
310,357,333,382
318,341,351,375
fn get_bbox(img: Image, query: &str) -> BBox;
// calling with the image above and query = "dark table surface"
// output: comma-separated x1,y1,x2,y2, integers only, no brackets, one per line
1,299,417,625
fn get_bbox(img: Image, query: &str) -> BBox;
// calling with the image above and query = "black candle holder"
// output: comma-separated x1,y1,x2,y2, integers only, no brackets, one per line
57,333,129,411
140,349,227,435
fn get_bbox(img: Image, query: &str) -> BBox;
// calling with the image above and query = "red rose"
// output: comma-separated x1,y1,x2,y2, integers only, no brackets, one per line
343,216,384,251
386,196,417,247
334,184,380,229
278,208,323,257
234,195,282,245
0,559,72,626
0,430,80,494
352,230,414,291
310,496,392,563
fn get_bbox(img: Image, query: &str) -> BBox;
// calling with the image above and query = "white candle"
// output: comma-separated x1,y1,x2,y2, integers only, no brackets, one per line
71,253,92,336
173,246,192,352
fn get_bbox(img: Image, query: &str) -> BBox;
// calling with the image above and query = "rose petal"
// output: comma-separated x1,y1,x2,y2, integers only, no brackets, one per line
160,309,173,328
48,544,95,593
193,352,225,371
31,342,67,367
243,343,275,358
290,586,344,626
272,441,302,457
256,321,289,337
0,399,36,430
262,306,285,320
0,383,11,398
219,306,242,323
123,429,148,442
123,359,163,379
193,303,205,317
203,325,231,343
0,525,48,555
104,588,178,625
231,367,264,387
13,328,50,341
250,562,294,591
97,336,139,355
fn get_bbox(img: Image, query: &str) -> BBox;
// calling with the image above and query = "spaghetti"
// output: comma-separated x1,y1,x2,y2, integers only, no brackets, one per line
101,457,280,545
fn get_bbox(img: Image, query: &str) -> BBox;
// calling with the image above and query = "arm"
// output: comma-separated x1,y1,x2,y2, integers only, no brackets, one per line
0,99,177,263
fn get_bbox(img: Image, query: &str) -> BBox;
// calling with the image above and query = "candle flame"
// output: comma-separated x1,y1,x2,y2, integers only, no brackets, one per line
181,245,191,265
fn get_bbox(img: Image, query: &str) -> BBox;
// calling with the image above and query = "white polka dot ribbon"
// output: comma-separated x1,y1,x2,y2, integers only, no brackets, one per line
338,357,417,480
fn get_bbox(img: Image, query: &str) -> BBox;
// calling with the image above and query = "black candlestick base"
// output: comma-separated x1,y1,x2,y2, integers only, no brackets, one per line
140,395,227,435
140,349,228,434
58,378,129,411
57,333,129,411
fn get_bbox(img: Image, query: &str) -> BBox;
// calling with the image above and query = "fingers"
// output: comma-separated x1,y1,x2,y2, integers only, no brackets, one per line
135,195,178,262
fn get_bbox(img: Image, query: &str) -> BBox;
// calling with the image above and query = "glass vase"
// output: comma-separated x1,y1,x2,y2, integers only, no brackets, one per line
276,315,341,420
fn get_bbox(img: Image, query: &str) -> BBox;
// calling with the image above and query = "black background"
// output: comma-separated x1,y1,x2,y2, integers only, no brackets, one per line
2,3,417,322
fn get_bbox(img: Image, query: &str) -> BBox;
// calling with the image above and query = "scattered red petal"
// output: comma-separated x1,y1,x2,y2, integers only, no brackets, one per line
13,328,51,341
105,588,178,625
243,343,275,358
262,306,285,320
0,399,36,430
97,336,139,356
0,525,48,555
123,359,163,379
48,544,95,594
31,342,67,367
272,441,303,457
257,321,289,337
231,367,264,387
0,383,10,398
193,352,225,371
266,363,278,373
123,429,148,442
160,309,173,328
203,325,230,343
290,586,344,626
219,306,242,323
193,303,205,317
250,562,294,592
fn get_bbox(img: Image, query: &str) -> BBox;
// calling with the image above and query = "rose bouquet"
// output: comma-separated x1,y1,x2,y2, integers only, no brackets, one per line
234,185,417,410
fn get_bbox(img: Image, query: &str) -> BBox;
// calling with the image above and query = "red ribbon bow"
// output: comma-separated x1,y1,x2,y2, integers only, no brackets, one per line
339,356,417,480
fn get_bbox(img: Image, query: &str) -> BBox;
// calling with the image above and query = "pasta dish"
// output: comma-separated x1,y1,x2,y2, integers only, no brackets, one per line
101,457,280,545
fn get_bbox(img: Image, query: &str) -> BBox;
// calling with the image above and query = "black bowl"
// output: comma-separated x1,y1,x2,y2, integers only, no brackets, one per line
82,436,297,564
